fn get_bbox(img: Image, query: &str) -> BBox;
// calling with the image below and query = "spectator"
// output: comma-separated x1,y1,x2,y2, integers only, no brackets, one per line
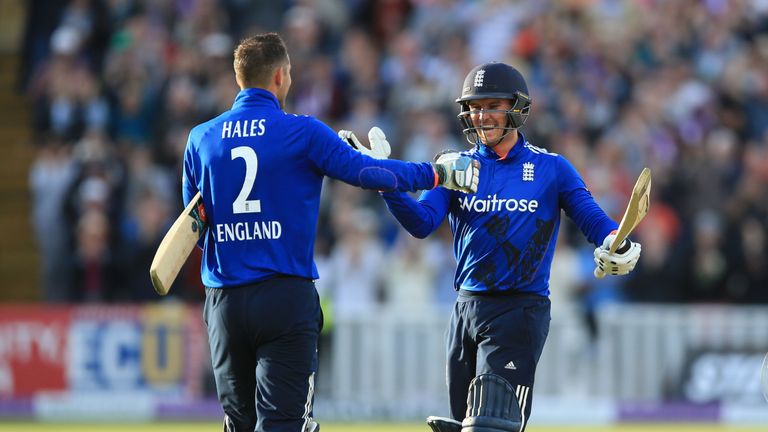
21,0,768,308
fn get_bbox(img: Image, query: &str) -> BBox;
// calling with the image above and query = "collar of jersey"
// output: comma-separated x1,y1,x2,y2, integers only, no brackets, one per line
475,132,526,162
232,88,280,110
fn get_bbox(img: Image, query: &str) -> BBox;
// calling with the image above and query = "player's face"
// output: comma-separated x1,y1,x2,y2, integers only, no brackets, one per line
468,98,512,146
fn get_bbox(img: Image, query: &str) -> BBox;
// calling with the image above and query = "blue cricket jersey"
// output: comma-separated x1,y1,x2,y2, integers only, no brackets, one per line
183,88,437,288
381,134,618,297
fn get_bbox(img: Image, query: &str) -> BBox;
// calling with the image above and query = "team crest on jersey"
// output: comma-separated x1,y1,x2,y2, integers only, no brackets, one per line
523,162,535,181
473,69,485,87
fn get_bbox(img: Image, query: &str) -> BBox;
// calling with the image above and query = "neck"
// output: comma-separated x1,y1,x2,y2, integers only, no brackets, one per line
240,85,277,96
489,129,519,158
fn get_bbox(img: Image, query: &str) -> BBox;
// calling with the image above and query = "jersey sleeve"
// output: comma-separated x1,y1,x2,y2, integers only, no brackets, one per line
182,129,204,249
304,118,437,192
182,131,199,207
557,155,618,246
380,188,451,238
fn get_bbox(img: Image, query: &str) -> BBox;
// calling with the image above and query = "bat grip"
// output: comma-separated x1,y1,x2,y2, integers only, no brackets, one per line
594,267,606,279
610,238,632,255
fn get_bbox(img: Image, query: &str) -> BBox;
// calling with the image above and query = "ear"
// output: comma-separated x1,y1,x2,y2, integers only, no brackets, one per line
273,66,284,88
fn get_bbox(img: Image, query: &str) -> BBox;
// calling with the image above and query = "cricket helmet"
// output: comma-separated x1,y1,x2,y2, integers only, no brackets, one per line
456,62,531,145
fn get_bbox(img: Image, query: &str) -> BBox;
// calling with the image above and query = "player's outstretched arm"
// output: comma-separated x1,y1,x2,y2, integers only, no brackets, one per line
339,128,480,194
593,232,642,277
340,127,452,238
380,189,449,239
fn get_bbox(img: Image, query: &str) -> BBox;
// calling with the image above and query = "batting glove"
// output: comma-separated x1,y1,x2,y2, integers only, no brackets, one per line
432,151,480,194
593,233,642,278
339,126,391,159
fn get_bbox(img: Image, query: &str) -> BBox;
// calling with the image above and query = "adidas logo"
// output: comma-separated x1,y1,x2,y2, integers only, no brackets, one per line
504,360,517,370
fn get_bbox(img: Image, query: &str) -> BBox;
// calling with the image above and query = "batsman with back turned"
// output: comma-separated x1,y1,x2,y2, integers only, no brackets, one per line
181,32,479,432
343,62,644,432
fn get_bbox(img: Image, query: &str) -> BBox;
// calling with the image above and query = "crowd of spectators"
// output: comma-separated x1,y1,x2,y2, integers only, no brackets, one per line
21,0,768,322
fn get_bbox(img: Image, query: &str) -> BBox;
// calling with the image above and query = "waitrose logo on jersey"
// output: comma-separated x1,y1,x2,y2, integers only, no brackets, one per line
458,194,539,213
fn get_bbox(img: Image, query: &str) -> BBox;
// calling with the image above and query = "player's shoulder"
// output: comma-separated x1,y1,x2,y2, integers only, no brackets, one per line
298,113,326,129
523,140,572,165
519,140,577,175
522,140,559,158
277,111,323,132
300,114,341,140
188,111,229,143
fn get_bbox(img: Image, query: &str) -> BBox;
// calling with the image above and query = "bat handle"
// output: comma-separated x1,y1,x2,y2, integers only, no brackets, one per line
596,236,624,279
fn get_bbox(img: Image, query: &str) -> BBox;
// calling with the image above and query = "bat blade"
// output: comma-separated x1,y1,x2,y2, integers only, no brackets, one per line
149,192,207,295
595,168,652,278
609,167,652,254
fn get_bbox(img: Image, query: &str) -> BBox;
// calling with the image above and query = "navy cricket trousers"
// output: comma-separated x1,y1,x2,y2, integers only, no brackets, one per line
204,276,322,432
446,290,551,431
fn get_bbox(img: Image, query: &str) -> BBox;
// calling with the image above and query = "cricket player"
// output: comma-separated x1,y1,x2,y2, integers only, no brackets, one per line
181,33,479,432
344,62,642,432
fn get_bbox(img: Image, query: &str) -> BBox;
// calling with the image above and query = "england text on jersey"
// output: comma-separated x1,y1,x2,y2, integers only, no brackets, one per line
215,221,282,242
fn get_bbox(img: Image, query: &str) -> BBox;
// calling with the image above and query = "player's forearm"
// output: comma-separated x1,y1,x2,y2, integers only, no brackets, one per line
380,191,441,238
316,145,437,191
309,121,438,191
356,159,437,192
561,188,618,246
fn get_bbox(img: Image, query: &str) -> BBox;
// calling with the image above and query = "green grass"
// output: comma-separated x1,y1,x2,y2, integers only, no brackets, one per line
0,423,766,431
0,423,408,431
0,422,421,432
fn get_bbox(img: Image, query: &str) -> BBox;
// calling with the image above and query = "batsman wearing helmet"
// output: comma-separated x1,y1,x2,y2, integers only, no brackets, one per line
343,62,642,431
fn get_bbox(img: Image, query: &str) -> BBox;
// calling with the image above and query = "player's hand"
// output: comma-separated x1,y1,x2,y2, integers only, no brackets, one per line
339,126,391,159
431,151,480,194
593,233,642,278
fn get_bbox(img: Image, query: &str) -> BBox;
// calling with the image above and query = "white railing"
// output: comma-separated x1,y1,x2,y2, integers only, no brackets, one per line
318,304,768,418
594,304,768,401
323,308,450,418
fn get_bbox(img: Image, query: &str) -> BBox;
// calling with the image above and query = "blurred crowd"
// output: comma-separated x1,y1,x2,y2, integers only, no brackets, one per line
21,0,768,321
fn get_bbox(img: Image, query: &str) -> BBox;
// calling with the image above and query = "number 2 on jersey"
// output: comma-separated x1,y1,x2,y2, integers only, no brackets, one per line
231,146,261,214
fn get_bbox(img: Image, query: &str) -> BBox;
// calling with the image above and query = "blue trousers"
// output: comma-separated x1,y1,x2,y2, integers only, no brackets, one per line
446,291,551,431
204,276,322,432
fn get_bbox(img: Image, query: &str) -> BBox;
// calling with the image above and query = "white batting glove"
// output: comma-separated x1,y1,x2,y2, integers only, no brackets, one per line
339,126,391,159
432,151,480,194
593,233,642,278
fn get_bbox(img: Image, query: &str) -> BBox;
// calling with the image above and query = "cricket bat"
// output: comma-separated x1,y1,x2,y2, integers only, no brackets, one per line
150,192,208,295
594,167,652,279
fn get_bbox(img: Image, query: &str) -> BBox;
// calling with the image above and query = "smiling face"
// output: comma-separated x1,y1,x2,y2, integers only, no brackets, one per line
467,98,514,147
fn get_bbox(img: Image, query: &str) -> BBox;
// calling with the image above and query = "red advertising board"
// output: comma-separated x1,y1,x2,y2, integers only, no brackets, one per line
0,305,70,396
0,304,207,398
